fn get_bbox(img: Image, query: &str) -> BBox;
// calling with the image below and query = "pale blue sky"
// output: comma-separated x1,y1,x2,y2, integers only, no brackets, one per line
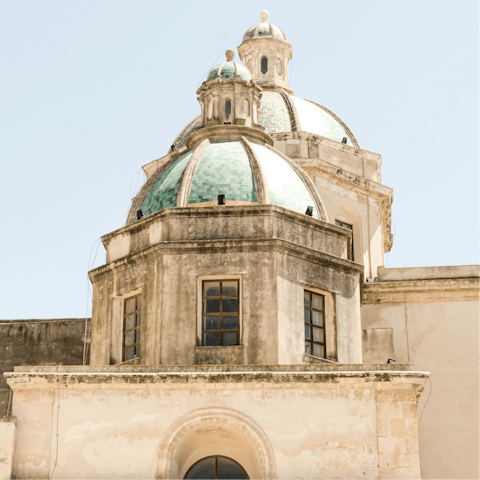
0,0,478,319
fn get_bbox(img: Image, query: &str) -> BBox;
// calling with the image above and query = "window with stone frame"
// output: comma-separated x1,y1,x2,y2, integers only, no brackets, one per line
304,290,326,358
123,294,141,361
335,219,354,261
203,280,239,346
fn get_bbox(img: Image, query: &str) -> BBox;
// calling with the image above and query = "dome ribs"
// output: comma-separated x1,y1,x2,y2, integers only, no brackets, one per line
278,90,301,132
239,137,270,205
176,139,211,208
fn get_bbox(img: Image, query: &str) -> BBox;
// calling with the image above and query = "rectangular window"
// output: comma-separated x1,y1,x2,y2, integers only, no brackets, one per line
203,280,239,346
123,294,141,361
304,290,326,358
335,219,354,261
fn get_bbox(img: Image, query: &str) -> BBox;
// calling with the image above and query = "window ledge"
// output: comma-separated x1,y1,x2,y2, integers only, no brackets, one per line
119,356,142,366
195,345,245,366
304,353,338,365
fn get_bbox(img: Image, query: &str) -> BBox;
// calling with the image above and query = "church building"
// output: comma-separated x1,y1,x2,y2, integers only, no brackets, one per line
0,11,478,480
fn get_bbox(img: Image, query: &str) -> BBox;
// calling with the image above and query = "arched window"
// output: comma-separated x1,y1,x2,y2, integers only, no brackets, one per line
261,56,268,74
185,456,249,479
224,99,232,117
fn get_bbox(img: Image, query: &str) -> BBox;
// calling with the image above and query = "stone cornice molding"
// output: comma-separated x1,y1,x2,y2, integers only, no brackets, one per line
5,365,429,388
186,125,273,149
271,131,381,166
293,156,394,252
363,277,480,304
296,158,392,200
238,35,292,50
89,238,363,283
104,205,348,246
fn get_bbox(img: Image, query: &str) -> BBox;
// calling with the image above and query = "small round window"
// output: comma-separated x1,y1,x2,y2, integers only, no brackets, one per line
224,99,232,117
261,56,268,74
184,456,249,479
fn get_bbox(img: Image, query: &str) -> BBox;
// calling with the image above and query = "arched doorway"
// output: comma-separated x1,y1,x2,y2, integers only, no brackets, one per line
184,456,249,479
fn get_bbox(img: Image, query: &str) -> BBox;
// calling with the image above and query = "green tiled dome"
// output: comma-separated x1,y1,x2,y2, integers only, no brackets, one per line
140,141,318,219
140,150,195,217
189,142,256,204
207,61,251,82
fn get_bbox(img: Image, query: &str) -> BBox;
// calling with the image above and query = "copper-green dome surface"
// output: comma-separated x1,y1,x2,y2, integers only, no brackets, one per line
188,142,257,204
140,150,194,217
251,144,318,219
139,140,319,219
207,62,251,82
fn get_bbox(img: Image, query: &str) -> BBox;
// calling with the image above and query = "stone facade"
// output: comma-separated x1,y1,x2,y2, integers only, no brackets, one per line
5,365,426,480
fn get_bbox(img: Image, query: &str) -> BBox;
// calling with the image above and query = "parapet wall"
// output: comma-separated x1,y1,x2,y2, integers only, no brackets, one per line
0,318,90,416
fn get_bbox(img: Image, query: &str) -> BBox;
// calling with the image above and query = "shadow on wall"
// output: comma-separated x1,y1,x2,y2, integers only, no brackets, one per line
0,318,91,416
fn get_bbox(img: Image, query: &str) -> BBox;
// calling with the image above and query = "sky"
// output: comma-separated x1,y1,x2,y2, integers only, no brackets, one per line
0,0,478,319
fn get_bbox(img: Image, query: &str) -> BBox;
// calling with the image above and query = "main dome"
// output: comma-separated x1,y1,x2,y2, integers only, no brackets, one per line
139,140,320,219
172,91,359,150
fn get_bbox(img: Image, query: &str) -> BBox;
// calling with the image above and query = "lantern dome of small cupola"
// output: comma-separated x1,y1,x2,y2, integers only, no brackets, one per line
241,10,287,43
238,11,293,94
206,50,252,82
128,139,326,224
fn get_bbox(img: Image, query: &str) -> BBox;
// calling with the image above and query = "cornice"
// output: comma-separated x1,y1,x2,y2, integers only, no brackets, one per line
363,277,480,304
185,125,273,149
295,157,392,200
89,236,363,282
102,204,351,246
5,365,428,389
271,131,381,166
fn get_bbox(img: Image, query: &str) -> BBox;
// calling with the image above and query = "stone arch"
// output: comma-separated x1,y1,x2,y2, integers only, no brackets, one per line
334,201,363,264
155,408,275,480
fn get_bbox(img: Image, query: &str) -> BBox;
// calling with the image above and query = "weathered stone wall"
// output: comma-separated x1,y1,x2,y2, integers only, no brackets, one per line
0,319,90,417
362,265,480,479
6,365,426,480
88,206,362,367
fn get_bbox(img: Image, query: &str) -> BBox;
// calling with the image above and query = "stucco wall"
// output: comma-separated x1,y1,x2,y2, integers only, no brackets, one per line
7,366,426,480
362,266,480,479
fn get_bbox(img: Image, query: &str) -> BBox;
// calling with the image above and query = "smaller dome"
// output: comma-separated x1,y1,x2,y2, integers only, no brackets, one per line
241,11,287,44
207,50,251,82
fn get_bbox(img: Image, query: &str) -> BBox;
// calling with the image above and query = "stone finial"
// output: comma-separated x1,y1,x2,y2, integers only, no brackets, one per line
260,10,269,22
226,49,235,61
